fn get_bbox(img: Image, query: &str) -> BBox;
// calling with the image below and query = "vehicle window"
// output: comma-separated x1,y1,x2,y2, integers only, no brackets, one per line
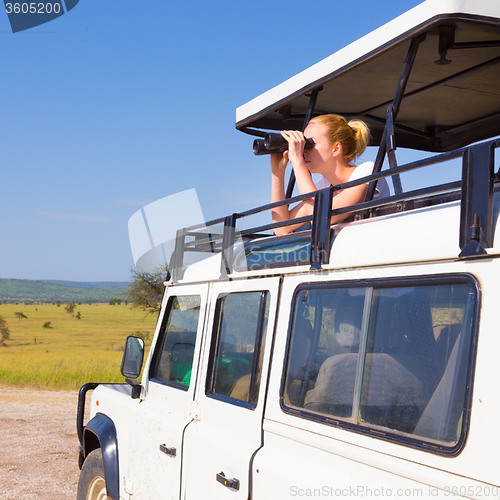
234,237,310,270
207,291,269,406
151,295,201,388
285,288,367,415
283,280,476,452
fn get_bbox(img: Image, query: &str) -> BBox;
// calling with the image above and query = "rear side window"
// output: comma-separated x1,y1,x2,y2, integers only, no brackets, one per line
283,277,477,454
150,295,201,388
207,291,269,407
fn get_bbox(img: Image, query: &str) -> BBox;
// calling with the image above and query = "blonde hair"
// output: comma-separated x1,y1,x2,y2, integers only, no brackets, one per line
309,114,370,163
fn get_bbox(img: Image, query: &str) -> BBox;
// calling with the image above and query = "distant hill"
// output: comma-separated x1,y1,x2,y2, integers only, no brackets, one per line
0,279,131,303
43,280,131,289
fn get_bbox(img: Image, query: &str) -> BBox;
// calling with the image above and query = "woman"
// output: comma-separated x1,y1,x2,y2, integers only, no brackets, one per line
271,114,388,235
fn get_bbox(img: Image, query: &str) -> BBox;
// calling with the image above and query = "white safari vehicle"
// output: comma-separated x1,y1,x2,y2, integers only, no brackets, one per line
77,1,500,498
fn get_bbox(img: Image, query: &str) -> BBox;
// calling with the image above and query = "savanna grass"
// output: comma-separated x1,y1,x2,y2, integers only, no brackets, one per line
0,303,157,390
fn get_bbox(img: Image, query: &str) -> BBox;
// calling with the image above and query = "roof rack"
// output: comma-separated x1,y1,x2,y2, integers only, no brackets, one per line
170,137,500,282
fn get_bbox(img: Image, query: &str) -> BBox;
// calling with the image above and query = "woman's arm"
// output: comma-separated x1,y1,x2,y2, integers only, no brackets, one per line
270,147,317,236
329,183,367,225
270,151,308,235
272,176,368,235
270,151,288,222
270,131,319,235
270,131,368,235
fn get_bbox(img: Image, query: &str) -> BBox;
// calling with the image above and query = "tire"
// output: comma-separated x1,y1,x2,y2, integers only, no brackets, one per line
77,448,108,500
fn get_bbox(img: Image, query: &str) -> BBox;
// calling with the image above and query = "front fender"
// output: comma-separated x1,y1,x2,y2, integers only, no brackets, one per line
83,413,120,500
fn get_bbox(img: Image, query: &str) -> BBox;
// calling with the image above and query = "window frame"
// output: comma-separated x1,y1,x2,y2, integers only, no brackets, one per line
149,294,202,391
279,273,480,457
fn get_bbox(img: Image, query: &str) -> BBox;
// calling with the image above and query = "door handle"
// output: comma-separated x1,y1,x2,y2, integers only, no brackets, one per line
159,444,176,457
216,471,240,491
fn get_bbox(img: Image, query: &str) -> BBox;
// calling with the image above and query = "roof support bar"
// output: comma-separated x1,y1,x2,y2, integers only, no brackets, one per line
285,87,322,199
386,105,403,195
459,142,495,257
220,213,237,277
310,186,334,270
367,33,426,202
171,228,186,283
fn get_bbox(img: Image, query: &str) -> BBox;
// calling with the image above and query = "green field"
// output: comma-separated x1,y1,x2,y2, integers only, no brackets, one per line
0,303,157,390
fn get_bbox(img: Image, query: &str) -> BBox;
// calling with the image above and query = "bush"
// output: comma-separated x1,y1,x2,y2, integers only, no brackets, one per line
0,315,10,342
65,303,76,316
132,330,150,344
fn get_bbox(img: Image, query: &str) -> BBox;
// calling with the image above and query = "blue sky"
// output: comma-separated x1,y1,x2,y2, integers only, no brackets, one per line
0,0,427,281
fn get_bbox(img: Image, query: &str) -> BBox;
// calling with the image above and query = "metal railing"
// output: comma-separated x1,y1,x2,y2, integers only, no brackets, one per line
169,138,499,282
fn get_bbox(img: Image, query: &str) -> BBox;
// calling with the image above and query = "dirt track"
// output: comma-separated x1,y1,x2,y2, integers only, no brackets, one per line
0,388,82,500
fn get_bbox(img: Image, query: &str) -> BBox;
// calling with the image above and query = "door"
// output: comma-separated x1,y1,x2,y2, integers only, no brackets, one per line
181,277,281,499
125,283,209,500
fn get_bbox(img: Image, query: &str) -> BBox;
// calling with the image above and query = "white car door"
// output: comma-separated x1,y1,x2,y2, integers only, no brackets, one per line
124,283,209,500
181,277,281,499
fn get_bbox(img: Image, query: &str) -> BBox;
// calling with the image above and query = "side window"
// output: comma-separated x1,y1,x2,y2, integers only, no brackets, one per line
285,288,367,415
207,291,269,406
283,279,476,453
150,295,201,388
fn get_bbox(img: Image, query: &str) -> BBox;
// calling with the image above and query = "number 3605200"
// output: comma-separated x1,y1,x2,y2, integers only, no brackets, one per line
5,3,61,14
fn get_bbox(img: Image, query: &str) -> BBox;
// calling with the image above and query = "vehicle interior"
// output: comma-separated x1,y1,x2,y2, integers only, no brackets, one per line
283,281,475,452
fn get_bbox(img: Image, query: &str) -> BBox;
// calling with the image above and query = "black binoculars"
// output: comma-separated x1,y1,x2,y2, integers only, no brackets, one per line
253,132,315,155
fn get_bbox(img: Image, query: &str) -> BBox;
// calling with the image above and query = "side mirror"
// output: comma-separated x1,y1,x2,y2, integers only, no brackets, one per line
121,336,145,399
121,336,145,378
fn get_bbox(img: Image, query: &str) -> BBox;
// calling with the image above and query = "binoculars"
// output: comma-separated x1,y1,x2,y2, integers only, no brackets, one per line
253,132,315,156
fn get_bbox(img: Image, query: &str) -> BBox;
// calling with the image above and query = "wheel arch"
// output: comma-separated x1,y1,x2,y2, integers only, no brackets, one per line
82,413,120,500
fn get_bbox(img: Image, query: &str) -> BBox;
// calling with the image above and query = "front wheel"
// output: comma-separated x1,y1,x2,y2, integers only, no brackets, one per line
77,448,108,500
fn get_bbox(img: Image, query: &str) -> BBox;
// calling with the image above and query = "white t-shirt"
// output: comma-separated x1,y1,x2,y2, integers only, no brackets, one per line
315,161,390,200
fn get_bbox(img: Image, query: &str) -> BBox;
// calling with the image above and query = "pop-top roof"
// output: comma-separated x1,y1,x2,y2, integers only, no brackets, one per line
236,0,500,152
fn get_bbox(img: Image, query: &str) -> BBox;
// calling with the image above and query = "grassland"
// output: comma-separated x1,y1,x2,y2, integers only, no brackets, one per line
0,303,157,390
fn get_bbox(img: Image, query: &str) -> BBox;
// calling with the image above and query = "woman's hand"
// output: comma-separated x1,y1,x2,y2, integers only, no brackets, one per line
270,151,289,176
280,130,317,197
281,130,306,167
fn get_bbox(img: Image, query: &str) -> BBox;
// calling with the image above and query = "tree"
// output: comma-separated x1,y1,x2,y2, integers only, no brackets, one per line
65,302,76,316
15,312,28,320
132,330,150,345
42,321,52,329
124,266,169,316
0,315,10,342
